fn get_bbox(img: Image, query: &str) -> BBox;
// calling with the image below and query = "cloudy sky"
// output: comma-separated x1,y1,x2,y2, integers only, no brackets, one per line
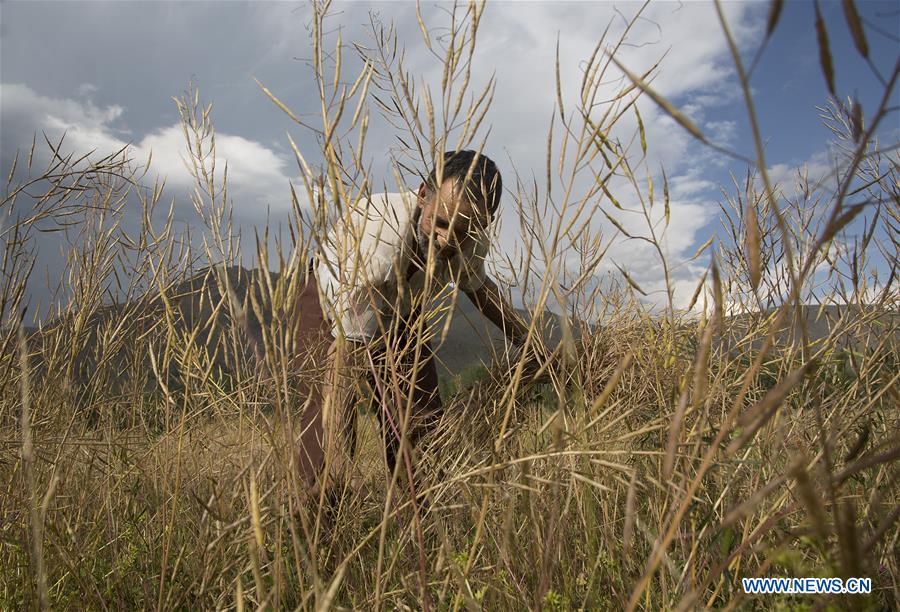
2,0,897,319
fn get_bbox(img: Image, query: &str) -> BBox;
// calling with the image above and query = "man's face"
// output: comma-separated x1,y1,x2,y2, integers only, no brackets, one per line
416,179,484,260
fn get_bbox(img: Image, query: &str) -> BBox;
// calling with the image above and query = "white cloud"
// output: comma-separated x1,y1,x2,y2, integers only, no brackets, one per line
706,120,738,147
75,83,100,98
766,149,836,197
670,170,718,198
137,124,294,217
341,0,764,312
3,83,128,146
1,83,296,218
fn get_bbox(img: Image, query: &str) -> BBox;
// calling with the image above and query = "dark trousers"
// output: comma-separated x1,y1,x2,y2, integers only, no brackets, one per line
295,260,443,492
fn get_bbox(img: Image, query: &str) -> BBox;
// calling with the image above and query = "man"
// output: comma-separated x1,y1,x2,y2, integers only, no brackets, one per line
310,150,533,496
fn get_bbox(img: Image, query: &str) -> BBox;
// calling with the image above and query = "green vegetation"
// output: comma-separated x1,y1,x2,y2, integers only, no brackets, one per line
439,363,490,400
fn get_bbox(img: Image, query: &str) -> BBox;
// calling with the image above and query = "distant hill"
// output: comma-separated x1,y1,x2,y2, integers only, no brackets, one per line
22,267,570,391
722,304,898,354
23,267,895,396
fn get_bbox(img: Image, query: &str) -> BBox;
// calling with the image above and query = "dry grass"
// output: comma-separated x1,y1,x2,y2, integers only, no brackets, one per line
2,1,898,609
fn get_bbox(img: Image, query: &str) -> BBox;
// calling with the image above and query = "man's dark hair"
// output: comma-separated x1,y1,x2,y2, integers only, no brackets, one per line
426,150,502,220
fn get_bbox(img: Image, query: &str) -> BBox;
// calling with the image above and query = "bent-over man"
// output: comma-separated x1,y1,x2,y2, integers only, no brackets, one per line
309,150,532,496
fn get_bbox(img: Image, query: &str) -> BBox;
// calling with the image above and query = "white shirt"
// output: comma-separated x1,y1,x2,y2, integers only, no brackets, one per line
315,191,489,341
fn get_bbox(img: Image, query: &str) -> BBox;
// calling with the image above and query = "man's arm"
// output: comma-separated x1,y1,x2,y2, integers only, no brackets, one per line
463,277,531,346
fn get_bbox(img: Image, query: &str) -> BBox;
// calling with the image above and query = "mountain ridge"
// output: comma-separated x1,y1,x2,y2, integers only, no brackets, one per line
22,266,896,391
